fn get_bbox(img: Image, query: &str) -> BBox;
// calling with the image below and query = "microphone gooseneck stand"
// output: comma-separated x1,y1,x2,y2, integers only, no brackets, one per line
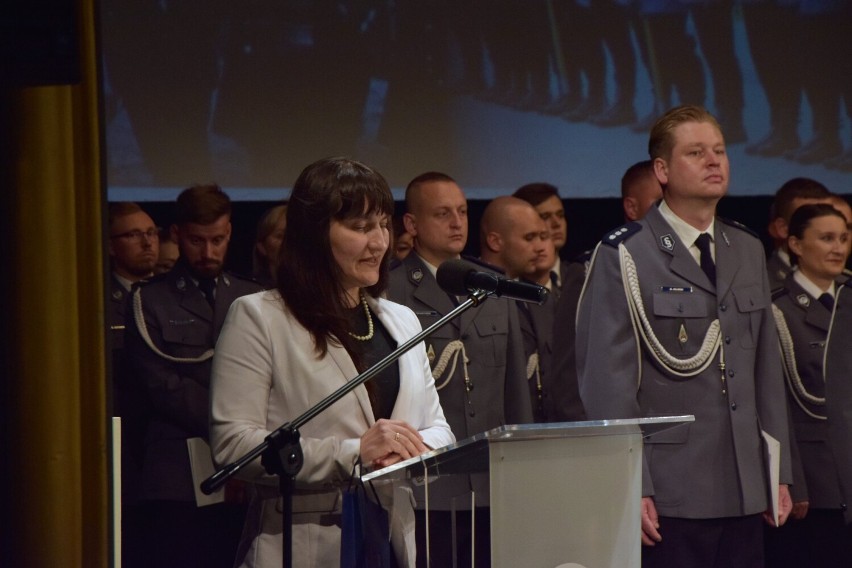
201,289,489,568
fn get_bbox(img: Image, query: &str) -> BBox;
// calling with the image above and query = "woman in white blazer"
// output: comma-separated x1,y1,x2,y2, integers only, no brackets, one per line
210,157,454,567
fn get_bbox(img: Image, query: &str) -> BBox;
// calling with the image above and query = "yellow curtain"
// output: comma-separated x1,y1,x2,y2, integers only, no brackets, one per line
1,0,109,565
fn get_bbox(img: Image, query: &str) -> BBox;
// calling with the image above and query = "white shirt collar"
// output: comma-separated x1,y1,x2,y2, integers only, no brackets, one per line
658,200,715,245
113,272,134,292
793,270,835,299
418,254,440,279
777,248,792,268
658,200,716,262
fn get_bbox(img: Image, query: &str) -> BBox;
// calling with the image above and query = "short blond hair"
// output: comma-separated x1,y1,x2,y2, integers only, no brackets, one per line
648,105,721,160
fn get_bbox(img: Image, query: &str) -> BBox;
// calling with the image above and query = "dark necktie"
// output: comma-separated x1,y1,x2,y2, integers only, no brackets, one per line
198,278,216,308
818,293,834,312
550,271,561,301
694,233,716,283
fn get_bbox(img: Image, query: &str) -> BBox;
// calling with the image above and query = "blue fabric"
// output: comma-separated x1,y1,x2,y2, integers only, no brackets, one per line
340,479,392,568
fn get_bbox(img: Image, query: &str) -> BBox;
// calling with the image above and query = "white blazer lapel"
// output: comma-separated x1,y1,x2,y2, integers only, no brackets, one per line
369,297,415,421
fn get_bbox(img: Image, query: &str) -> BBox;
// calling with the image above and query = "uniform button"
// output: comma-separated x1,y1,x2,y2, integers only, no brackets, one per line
728,369,735,378
724,336,731,345
841,503,848,512
720,304,727,312
731,402,737,410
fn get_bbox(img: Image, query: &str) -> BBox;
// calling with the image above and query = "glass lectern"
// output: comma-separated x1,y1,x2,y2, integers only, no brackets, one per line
364,416,694,568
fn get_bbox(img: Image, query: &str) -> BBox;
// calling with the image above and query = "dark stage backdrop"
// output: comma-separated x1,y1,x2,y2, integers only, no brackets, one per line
100,1,852,202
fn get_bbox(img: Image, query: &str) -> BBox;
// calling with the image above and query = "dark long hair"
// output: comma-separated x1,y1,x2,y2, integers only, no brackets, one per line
276,157,394,369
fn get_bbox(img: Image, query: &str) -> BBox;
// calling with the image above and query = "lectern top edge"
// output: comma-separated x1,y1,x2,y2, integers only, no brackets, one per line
362,415,695,482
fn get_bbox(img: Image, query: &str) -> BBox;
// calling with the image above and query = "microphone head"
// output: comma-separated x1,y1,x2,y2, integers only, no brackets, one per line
436,258,486,296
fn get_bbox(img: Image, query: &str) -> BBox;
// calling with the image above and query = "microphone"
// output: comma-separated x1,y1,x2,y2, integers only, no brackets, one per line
436,259,548,304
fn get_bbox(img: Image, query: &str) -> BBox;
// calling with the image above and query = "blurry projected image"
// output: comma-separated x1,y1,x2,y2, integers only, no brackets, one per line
101,1,852,201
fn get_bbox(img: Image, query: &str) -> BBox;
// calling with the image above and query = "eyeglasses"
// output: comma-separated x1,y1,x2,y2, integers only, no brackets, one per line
110,228,159,242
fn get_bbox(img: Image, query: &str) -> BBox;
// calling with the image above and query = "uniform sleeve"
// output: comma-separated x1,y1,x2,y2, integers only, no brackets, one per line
752,254,793,485
209,297,277,481
825,285,852,522
576,244,655,495
576,244,643,421
548,262,588,422
504,299,535,425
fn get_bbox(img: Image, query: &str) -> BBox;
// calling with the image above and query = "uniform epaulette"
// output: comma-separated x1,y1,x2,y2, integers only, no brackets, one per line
771,286,787,301
842,275,852,288
717,216,759,240
601,222,642,247
461,255,506,275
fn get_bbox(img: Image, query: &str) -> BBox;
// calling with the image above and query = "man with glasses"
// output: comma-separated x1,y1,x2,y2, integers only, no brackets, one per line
107,201,159,447
106,201,159,568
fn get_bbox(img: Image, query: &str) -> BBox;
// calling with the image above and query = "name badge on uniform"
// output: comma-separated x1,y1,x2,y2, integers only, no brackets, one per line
661,286,693,293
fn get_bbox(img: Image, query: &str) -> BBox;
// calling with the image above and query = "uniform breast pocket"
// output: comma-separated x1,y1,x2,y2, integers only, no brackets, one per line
652,293,709,353
472,314,508,367
652,293,708,318
733,284,767,349
161,320,212,357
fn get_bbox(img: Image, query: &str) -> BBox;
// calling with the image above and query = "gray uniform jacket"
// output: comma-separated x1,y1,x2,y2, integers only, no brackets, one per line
109,275,135,417
767,248,793,291
387,253,532,508
124,259,262,502
823,278,852,523
549,261,589,422
109,275,148,503
517,286,557,422
773,275,844,508
576,205,792,519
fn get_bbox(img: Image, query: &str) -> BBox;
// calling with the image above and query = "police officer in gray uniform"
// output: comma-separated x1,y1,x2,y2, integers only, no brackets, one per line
388,172,532,568
769,204,852,567
106,202,159,568
124,185,262,568
479,196,553,421
576,106,793,568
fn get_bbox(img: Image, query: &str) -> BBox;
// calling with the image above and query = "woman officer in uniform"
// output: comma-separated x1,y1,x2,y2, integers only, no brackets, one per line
769,203,851,567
